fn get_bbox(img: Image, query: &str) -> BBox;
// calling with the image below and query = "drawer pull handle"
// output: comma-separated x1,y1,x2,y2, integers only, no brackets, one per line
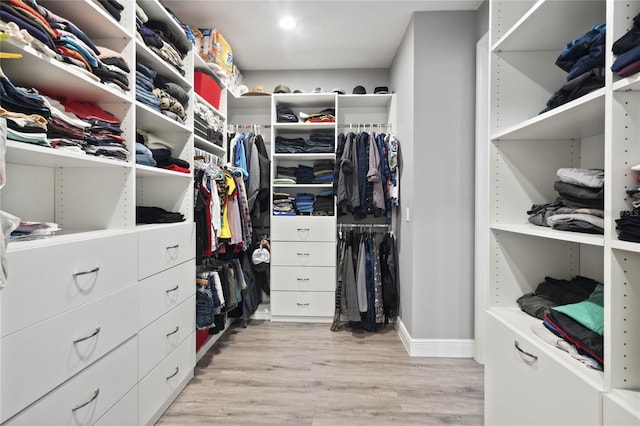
71,388,100,412
166,285,179,293
297,302,310,306
514,340,538,361
296,278,310,282
166,244,179,250
297,252,310,256
73,266,100,278
166,366,179,380
73,327,101,344
166,326,180,337
297,228,310,232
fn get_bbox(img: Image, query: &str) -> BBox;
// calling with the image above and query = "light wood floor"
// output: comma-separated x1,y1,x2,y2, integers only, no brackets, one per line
157,321,484,425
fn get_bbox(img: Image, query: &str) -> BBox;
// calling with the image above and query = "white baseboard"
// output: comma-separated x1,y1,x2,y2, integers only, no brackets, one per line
396,318,475,358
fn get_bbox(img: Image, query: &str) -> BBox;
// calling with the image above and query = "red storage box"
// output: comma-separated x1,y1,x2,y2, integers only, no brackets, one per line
194,71,222,110
195,328,209,352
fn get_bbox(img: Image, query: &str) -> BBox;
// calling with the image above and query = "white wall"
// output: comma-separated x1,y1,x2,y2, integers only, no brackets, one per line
389,18,415,336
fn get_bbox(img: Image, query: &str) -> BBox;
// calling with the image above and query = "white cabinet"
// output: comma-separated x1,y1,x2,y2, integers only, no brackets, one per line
484,1,640,424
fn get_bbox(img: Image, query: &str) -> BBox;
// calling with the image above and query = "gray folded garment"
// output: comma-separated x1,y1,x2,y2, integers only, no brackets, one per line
557,167,604,189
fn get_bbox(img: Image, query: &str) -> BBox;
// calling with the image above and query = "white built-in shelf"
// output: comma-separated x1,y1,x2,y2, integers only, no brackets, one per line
195,93,225,119
136,164,192,178
41,0,131,42
492,1,606,52
491,88,605,141
337,94,393,108
136,101,191,135
135,40,190,88
491,223,605,246
488,308,604,389
273,153,335,161
137,0,190,49
194,135,226,158
272,183,333,189
5,141,133,169
1,38,130,104
272,123,336,131
613,73,640,92
611,240,640,253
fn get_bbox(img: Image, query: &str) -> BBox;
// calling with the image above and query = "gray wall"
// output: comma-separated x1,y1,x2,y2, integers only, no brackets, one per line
389,18,415,336
242,69,389,96
391,11,477,340
476,1,489,40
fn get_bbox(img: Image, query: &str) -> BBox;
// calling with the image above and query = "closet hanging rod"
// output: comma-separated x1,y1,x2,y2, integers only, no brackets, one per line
338,223,391,228
228,124,271,129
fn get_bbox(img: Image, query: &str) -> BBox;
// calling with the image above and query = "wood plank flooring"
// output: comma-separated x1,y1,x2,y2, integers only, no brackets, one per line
157,321,484,425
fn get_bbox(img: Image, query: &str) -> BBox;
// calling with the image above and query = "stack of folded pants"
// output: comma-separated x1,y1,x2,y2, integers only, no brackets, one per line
313,159,334,183
295,193,315,215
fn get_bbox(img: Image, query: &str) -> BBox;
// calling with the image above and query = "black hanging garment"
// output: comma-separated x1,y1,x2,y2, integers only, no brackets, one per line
379,232,399,323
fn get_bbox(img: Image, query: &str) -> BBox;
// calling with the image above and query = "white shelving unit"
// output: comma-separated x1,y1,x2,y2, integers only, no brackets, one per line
484,1,640,424
0,0,199,424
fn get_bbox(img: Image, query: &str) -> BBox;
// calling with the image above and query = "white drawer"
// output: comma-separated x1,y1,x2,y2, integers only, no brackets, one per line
270,241,336,267
4,336,138,425
138,332,195,426
139,296,195,380
94,385,138,426
485,311,601,426
1,284,139,422
271,215,336,242
2,231,137,337
270,290,335,318
138,223,196,280
139,260,195,329
271,266,336,292
603,392,640,426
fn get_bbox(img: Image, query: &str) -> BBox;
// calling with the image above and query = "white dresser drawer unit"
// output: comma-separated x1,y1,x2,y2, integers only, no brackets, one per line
2,231,137,337
138,295,195,379
271,266,336,292
271,216,336,242
94,385,139,426
3,335,138,425
138,332,195,426
270,291,335,318
485,311,602,426
1,284,139,422
270,241,336,267
138,260,195,329
138,222,196,280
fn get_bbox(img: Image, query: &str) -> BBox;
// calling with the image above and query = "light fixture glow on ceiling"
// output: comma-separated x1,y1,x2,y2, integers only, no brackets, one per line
279,16,297,30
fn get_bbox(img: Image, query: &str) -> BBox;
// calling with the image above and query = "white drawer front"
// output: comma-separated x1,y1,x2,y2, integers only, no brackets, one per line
138,332,195,426
1,284,139,422
603,393,640,426
270,242,336,267
139,296,195,380
138,223,196,280
270,290,335,317
94,385,138,426
271,266,336,292
485,312,601,426
4,336,138,425
139,260,195,329
2,231,137,337
271,215,336,242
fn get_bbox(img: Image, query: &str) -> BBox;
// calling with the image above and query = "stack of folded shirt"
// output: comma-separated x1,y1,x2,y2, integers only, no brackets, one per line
528,168,604,234
616,177,640,242
517,275,599,320
194,100,223,146
136,206,185,224
313,190,334,216
96,0,125,22
152,78,189,124
136,62,160,112
273,192,295,216
295,193,315,215
275,165,297,184
96,45,130,94
611,12,640,78
135,142,156,166
136,5,189,76
300,108,335,123
541,23,606,113
296,164,314,184
138,130,189,173
275,136,305,153
10,221,61,241
313,159,334,183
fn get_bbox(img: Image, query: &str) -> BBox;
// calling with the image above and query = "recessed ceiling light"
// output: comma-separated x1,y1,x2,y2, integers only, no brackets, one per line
279,16,297,30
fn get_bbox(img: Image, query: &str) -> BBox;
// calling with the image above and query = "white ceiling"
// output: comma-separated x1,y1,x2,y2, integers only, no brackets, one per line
162,0,483,71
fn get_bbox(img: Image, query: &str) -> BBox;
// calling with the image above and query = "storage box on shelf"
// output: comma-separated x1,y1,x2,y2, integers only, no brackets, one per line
485,1,640,424
193,55,227,159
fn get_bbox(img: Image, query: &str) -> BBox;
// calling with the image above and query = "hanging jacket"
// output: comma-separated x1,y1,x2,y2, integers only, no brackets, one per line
380,233,399,322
